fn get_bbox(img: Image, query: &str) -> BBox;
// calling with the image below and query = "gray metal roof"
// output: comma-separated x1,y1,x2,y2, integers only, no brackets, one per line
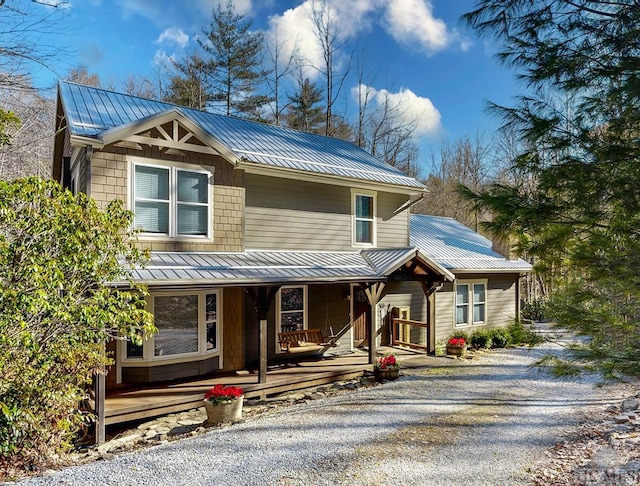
119,247,461,287
410,214,532,272
127,250,383,287
59,81,425,190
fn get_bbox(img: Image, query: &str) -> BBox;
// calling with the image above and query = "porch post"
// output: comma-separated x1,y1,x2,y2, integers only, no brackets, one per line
419,279,443,354
363,282,385,365
246,286,280,384
94,369,105,445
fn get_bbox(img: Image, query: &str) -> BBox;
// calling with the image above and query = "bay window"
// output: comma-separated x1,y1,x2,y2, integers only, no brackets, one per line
124,290,220,362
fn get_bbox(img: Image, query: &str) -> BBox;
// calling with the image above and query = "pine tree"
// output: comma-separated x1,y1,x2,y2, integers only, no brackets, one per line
462,1,640,378
285,78,325,133
198,0,271,119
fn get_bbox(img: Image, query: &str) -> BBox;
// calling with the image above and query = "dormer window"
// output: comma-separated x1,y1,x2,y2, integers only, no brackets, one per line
131,159,212,238
352,190,376,246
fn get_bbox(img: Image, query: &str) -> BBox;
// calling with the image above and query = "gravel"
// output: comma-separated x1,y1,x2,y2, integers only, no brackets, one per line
17,344,616,486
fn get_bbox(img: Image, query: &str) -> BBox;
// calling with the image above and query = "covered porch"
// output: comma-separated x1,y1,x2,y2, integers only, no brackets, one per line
103,346,424,430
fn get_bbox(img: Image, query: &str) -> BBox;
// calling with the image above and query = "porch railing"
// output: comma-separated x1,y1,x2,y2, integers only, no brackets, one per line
392,318,430,352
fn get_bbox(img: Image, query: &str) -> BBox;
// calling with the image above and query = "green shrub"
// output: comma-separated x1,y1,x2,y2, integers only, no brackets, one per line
522,298,548,322
506,321,544,346
488,328,512,348
0,178,155,478
470,329,493,349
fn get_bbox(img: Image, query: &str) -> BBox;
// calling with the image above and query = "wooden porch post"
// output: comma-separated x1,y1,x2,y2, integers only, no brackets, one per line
246,286,280,384
94,369,106,445
363,282,385,365
418,280,443,354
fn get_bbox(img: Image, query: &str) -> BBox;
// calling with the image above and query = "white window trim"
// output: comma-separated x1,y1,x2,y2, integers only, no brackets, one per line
121,289,222,365
351,188,377,247
128,156,214,241
275,285,308,353
454,279,488,328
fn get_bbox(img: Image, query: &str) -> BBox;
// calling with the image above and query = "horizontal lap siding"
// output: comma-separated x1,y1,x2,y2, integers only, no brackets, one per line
245,173,411,251
245,173,352,251
377,193,410,247
434,274,520,341
380,281,428,346
308,284,351,353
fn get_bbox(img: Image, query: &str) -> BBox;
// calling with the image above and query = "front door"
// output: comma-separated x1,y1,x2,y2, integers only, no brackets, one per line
353,288,370,348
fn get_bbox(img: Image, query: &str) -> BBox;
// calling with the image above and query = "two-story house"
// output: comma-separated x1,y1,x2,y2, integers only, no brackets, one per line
52,82,530,435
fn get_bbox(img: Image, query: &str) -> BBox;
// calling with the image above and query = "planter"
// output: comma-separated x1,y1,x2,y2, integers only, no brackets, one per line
374,367,400,382
446,345,467,357
203,396,244,425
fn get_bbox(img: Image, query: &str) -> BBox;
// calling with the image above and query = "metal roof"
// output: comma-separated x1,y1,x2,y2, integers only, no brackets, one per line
118,247,461,287
59,81,425,190
410,214,532,273
126,250,383,287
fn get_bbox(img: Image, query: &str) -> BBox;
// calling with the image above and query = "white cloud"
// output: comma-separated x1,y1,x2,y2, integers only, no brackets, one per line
155,28,189,48
353,84,442,138
267,0,459,81
383,0,451,55
152,50,175,69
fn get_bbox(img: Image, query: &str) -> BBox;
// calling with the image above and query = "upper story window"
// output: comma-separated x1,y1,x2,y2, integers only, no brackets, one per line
352,190,376,246
455,281,487,327
132,160,212,238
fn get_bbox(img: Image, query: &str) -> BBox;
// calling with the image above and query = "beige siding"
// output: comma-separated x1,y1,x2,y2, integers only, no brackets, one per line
308,284,351,353
434,273,520,341
245,173,410,250
90,145,244,252
377,192,410,247
379,281,428,346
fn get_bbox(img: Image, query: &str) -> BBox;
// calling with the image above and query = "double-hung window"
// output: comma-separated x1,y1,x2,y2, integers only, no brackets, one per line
455,281,487,327
277,286,307,334
133,161,211,238
353,190,376,246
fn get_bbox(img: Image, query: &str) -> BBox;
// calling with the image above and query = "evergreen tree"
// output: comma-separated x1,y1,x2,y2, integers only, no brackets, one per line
285,78,324,133
461,1,640,378
198,1,271,119
163,53,213,110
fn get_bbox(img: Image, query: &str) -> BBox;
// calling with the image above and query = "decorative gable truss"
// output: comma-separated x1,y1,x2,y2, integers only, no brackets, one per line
98,110,242,164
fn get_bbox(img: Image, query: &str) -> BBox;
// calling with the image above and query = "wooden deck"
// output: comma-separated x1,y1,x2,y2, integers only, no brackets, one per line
106,351,376,427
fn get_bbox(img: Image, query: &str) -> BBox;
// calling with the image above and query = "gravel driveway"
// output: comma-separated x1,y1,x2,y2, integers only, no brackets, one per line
19,345,618,486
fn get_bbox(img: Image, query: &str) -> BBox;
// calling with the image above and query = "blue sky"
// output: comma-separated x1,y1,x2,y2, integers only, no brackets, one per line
31,0,522,157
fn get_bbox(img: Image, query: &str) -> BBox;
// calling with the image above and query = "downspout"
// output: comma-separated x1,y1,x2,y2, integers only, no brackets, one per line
85,145,93,197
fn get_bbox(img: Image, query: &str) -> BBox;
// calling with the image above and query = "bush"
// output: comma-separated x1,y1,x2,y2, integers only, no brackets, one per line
506,321,544,347
488,328,512,348
470,329,493,349
0,178,154,478
522,298,547,322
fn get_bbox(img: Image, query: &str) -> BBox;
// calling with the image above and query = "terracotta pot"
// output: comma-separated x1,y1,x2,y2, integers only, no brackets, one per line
203,396,244,425
374,367,400,382
446,345,467,357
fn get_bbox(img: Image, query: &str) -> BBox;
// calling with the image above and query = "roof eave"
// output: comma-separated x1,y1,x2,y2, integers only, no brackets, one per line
239,161,427,195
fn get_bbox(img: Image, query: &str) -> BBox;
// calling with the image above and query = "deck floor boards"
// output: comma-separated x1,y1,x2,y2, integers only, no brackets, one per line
105,349,412,426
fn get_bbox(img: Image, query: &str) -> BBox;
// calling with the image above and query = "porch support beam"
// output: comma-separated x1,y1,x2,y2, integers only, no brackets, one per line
94,368,106,445
361,282,385,365
246,285,281,384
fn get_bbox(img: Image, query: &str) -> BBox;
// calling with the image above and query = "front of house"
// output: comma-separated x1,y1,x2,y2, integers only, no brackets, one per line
52,82,531,397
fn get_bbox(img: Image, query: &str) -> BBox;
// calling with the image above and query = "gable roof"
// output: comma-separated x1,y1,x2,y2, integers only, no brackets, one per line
58,81,425,191
410,214,532,273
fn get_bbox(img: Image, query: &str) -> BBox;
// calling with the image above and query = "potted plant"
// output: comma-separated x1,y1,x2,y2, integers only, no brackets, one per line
374,353,400,381
446,337,467,357
203,384,244,425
